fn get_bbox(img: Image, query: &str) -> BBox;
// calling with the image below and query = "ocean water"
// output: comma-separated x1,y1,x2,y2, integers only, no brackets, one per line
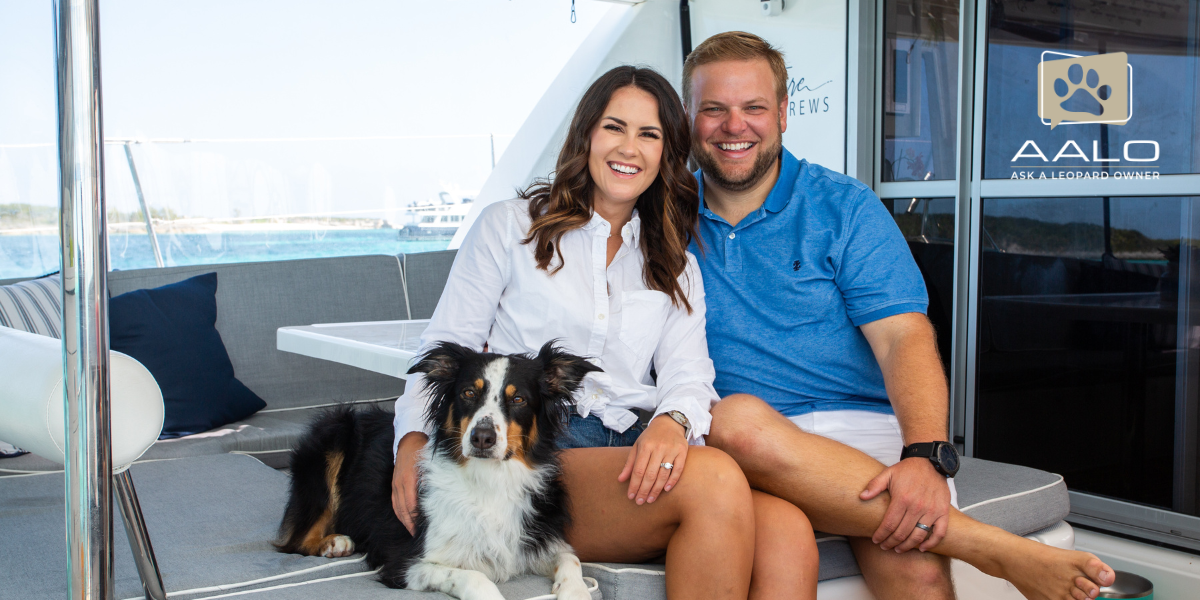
0,230,452,280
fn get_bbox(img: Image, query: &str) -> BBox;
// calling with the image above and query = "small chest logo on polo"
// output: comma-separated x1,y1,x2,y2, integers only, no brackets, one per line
792,260,801,271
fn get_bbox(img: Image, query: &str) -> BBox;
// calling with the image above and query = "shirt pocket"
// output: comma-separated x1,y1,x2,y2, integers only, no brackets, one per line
618,289,671,364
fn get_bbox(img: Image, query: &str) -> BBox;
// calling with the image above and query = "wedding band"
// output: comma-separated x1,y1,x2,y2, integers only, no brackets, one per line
915,523,932,532
660,462,674,470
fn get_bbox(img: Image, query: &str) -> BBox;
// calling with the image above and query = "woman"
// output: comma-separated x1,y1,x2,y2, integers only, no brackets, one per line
391,66,818,600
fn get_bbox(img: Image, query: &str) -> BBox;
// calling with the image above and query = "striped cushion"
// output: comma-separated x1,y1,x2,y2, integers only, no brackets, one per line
0,275,62,339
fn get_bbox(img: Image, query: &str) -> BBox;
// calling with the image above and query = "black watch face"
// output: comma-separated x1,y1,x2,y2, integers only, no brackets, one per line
938,444,960,474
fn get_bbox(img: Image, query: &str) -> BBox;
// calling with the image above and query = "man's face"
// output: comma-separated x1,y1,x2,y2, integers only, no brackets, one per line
688,58,788,193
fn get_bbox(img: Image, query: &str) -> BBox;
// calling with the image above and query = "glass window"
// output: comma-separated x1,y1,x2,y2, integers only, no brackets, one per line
882,0,960,182
882,197,955,371
983,1,1200,178
0,0,612,279
976,196,1200,517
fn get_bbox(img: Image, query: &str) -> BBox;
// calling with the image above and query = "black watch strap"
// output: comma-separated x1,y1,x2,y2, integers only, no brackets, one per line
900,442,938,461
901,441,959,478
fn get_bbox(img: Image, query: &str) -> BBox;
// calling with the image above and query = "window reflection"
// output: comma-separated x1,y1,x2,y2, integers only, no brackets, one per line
882,0,960,182
976,196,1200,516
983,0,1200,177
883,197,955,371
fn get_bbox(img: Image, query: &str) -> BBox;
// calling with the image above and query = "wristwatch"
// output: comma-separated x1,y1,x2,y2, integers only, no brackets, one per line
661,410,691,438
900,441,960,478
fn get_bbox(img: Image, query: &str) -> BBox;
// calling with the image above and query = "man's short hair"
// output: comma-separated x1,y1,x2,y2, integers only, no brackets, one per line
683,31,788,108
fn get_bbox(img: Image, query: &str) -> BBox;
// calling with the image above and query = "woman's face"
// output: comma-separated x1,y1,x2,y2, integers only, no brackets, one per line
588,86,664,212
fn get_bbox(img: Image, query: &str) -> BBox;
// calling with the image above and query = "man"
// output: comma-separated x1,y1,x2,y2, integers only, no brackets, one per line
685,31,1114,600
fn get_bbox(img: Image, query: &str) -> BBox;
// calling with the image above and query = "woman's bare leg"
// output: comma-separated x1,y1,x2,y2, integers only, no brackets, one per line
749,490,818,600
708,394,1115,600
559,446,754,600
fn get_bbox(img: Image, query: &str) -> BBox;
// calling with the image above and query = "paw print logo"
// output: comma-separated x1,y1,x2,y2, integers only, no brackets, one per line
1038,51,1131,129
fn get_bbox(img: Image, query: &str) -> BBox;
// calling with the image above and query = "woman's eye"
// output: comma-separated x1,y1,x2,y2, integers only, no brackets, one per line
511,396,526,404
641,131,660,140
463,390,475,399
604,124,622,133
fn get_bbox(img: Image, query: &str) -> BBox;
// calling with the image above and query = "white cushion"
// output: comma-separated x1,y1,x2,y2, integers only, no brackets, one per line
0,326,164,470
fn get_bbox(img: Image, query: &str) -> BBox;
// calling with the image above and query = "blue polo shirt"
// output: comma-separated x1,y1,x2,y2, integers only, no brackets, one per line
690,148,927,416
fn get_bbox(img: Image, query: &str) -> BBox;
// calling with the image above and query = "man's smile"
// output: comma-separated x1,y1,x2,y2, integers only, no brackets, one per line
712,141,757,159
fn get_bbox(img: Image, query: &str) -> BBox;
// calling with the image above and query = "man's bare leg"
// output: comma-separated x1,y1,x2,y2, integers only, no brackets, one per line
708,394,1115,600
849,537,954,600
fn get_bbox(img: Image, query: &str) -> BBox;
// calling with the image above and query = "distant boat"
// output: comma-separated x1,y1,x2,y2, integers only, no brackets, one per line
397,192,473,239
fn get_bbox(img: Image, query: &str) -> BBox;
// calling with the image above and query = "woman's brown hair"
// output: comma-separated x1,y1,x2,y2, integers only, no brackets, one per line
519,66,701,312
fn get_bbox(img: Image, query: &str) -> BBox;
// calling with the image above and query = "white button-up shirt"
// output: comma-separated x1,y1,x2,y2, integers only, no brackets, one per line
393,198,719,451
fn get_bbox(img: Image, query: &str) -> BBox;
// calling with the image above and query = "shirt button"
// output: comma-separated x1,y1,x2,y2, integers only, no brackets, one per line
598,313,605,320
592,393,599,399
728,232,736,239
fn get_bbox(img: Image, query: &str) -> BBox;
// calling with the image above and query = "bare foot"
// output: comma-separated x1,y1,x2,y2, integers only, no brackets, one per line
318,534,355,557
1001,544,1114,600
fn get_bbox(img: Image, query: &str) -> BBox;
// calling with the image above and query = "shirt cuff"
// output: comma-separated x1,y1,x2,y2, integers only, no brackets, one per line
392,392,434,460
653,395,713,446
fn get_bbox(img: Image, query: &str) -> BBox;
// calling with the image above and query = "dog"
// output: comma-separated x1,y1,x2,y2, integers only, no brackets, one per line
277,341,601,600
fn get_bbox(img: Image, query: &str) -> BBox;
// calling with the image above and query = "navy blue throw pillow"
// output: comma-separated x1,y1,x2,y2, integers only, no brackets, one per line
109,272,265,438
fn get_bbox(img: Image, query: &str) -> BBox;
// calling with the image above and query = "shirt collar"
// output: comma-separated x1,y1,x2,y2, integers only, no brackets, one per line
764,148,802,213
585,208,641,246
695,147,803,218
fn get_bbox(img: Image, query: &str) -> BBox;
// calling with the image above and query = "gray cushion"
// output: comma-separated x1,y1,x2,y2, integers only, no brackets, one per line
108,255,408,410
402,250,456,320
0,402,392,474
576,456,1069,597
0,453,599,600
956,456,1069,535
1,454,368,600
203,569,601,600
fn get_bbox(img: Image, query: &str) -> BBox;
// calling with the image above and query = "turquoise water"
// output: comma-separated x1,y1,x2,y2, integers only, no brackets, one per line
0,230,451,280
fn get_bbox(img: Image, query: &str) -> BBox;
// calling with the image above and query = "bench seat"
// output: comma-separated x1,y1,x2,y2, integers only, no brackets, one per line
0,450,1067,600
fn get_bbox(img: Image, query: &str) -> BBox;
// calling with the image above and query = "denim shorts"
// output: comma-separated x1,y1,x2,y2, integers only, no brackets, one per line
557,413,645,450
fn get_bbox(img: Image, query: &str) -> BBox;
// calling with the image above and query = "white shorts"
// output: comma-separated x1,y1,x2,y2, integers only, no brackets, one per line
787,410,958,508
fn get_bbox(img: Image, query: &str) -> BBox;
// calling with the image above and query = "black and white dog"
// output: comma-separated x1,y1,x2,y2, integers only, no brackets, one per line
277,341,600,600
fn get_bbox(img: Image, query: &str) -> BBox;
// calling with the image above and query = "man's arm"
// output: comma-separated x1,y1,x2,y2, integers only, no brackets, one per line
858,311,952,553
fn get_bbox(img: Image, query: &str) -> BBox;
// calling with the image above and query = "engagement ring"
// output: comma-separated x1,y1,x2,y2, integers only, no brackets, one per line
660,462,674,470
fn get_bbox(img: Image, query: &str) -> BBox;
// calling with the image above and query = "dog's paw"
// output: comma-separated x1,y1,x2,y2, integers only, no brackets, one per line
319,535,355,558
552,579,592,600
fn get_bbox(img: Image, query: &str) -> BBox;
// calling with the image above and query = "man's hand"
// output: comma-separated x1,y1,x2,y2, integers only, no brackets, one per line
391,431,429,535
860,456,950,553
618,415,688,505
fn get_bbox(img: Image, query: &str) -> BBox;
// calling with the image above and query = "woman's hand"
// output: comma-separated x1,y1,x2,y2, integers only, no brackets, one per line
618,415,688,505
391,431,429,534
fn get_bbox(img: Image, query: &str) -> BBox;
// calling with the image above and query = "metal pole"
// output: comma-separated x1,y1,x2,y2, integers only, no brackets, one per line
115,472,167,600
679,0,692,65
122,143,164,268
55,1,114,599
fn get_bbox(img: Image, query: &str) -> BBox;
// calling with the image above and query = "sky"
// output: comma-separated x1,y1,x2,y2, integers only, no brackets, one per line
0,0,612,220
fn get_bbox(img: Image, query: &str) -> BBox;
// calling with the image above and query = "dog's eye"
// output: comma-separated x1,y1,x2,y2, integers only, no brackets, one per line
462,389,476,399
511,396,525,405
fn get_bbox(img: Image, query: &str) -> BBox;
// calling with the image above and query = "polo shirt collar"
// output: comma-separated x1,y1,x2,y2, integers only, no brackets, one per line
696,147,804,218
763,148,802,213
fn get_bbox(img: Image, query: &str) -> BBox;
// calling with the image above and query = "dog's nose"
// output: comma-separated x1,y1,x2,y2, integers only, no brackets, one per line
470,420,497,451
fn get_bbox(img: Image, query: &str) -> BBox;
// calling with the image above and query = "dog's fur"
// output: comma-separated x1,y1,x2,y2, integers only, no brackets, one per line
277,341,600,600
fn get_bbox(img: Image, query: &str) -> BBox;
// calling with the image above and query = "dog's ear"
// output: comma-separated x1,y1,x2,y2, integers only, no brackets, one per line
408,341,473,381
537,341,602,397
410,342,475,427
